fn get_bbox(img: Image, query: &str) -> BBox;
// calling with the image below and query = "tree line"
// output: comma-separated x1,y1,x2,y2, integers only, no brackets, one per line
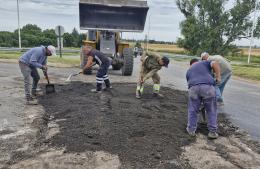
176,0,260,56
0,24,86,48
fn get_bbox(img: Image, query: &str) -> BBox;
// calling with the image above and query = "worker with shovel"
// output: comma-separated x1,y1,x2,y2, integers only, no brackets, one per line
81,45,111,93
136,51,169,99
19,45,56,105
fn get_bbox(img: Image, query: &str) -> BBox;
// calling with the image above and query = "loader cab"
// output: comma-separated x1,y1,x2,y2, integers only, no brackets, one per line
79,0,149,76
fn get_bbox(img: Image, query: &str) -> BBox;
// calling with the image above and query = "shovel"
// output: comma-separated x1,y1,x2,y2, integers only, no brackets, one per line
43,70,55,94
65,71,82,82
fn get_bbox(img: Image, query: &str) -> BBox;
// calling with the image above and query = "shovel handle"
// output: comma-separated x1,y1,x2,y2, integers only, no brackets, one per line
43,70,50,84
46,76,50,84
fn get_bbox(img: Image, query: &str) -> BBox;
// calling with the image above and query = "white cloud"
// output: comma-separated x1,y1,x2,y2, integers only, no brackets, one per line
0,0,259,45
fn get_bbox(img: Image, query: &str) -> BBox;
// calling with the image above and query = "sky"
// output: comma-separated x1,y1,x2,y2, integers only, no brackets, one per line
0,0,259,46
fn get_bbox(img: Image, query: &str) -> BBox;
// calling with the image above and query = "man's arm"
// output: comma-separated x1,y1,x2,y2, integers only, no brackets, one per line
83,56,94,70
29,50,44,69
143,69,159,82
211,61,221,84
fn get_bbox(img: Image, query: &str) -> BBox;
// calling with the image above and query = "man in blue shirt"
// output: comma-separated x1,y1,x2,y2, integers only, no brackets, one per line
19,45,56,105
186,58,221,139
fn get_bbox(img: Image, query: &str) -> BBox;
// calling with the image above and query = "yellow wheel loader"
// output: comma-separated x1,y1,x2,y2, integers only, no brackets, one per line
79,0,149,76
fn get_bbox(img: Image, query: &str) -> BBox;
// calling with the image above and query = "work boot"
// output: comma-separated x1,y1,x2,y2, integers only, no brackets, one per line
31,90,37,98
91,89,102,93
217,100,224,106
26,98,38,105
103,86,113,91
208,132,219,139
136,90,141,99
186,128,196,137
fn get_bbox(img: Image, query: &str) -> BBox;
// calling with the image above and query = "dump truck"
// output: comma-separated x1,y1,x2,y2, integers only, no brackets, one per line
79,0,149,76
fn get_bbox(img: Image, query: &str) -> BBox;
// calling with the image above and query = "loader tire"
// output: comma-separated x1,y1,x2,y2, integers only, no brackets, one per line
112,64,121,70
121,48,133,76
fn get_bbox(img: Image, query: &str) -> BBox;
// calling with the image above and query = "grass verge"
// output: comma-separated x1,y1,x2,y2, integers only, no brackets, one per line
232,64,260,81
0,51,80,67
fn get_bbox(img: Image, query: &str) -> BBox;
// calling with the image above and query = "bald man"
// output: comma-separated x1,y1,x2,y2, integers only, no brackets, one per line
82,46,111,93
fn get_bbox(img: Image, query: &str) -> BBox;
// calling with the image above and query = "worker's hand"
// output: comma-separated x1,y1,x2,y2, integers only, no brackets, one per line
80,70,84,74
140,79,145,85
215,77,221,86
42,65,48,71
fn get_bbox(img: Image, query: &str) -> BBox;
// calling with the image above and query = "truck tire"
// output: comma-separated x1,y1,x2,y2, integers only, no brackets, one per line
121,48,133,76
112,64,121,70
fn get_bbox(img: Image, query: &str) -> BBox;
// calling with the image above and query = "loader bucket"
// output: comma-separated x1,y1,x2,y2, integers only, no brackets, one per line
79,0,149,32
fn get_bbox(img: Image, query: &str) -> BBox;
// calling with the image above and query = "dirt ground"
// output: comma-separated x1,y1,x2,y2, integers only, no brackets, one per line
1,81,259,169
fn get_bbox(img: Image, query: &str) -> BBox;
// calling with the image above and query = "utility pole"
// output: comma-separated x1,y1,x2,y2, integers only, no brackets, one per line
147,13,151,52
17,0,21,49
248,0,258,64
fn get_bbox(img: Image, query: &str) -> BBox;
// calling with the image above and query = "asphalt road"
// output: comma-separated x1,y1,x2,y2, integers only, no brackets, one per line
0,57,260,142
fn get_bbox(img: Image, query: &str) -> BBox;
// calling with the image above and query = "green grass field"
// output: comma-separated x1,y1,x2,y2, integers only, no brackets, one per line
232,64,260,81
0,51,80,66
226,55,260,64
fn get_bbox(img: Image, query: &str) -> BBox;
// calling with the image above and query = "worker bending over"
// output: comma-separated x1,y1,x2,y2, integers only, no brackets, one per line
201,52,232,105
186,58,221,139
82,46,111,93
136,51,169,99
19,45,56,105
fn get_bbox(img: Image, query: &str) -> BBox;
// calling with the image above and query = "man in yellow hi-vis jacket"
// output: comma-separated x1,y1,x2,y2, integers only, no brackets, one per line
136,52,170,99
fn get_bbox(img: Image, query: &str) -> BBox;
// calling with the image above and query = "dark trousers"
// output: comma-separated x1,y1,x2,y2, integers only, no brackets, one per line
96,63,110,91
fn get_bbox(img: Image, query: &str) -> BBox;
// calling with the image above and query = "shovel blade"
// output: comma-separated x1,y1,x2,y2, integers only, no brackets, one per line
65,73,80,82
46,84,55,94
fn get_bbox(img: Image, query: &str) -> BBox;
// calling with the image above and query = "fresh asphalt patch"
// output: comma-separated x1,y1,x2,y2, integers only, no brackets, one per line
34,82,239,168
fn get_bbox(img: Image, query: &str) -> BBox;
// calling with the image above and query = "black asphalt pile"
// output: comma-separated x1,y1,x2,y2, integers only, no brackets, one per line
37,82,235,168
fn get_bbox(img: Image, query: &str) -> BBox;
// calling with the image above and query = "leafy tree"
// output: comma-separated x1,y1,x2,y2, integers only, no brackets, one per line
134,42,142,48
0,24,85,48
176,0,260,56
0,31,17,47
63,33,75,47
21,24,42,36
78,33,87,47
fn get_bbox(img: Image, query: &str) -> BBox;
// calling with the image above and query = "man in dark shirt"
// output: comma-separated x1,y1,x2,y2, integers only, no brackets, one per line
82,46,111,92
186,58,221,139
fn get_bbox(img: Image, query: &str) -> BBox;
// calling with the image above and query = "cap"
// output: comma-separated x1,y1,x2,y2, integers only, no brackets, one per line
47,45,56,56
162,56,170,67
201,52,209,59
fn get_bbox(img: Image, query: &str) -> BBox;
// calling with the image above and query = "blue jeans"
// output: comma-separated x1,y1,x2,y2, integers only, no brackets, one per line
215,72,231,102
187,84,217,133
